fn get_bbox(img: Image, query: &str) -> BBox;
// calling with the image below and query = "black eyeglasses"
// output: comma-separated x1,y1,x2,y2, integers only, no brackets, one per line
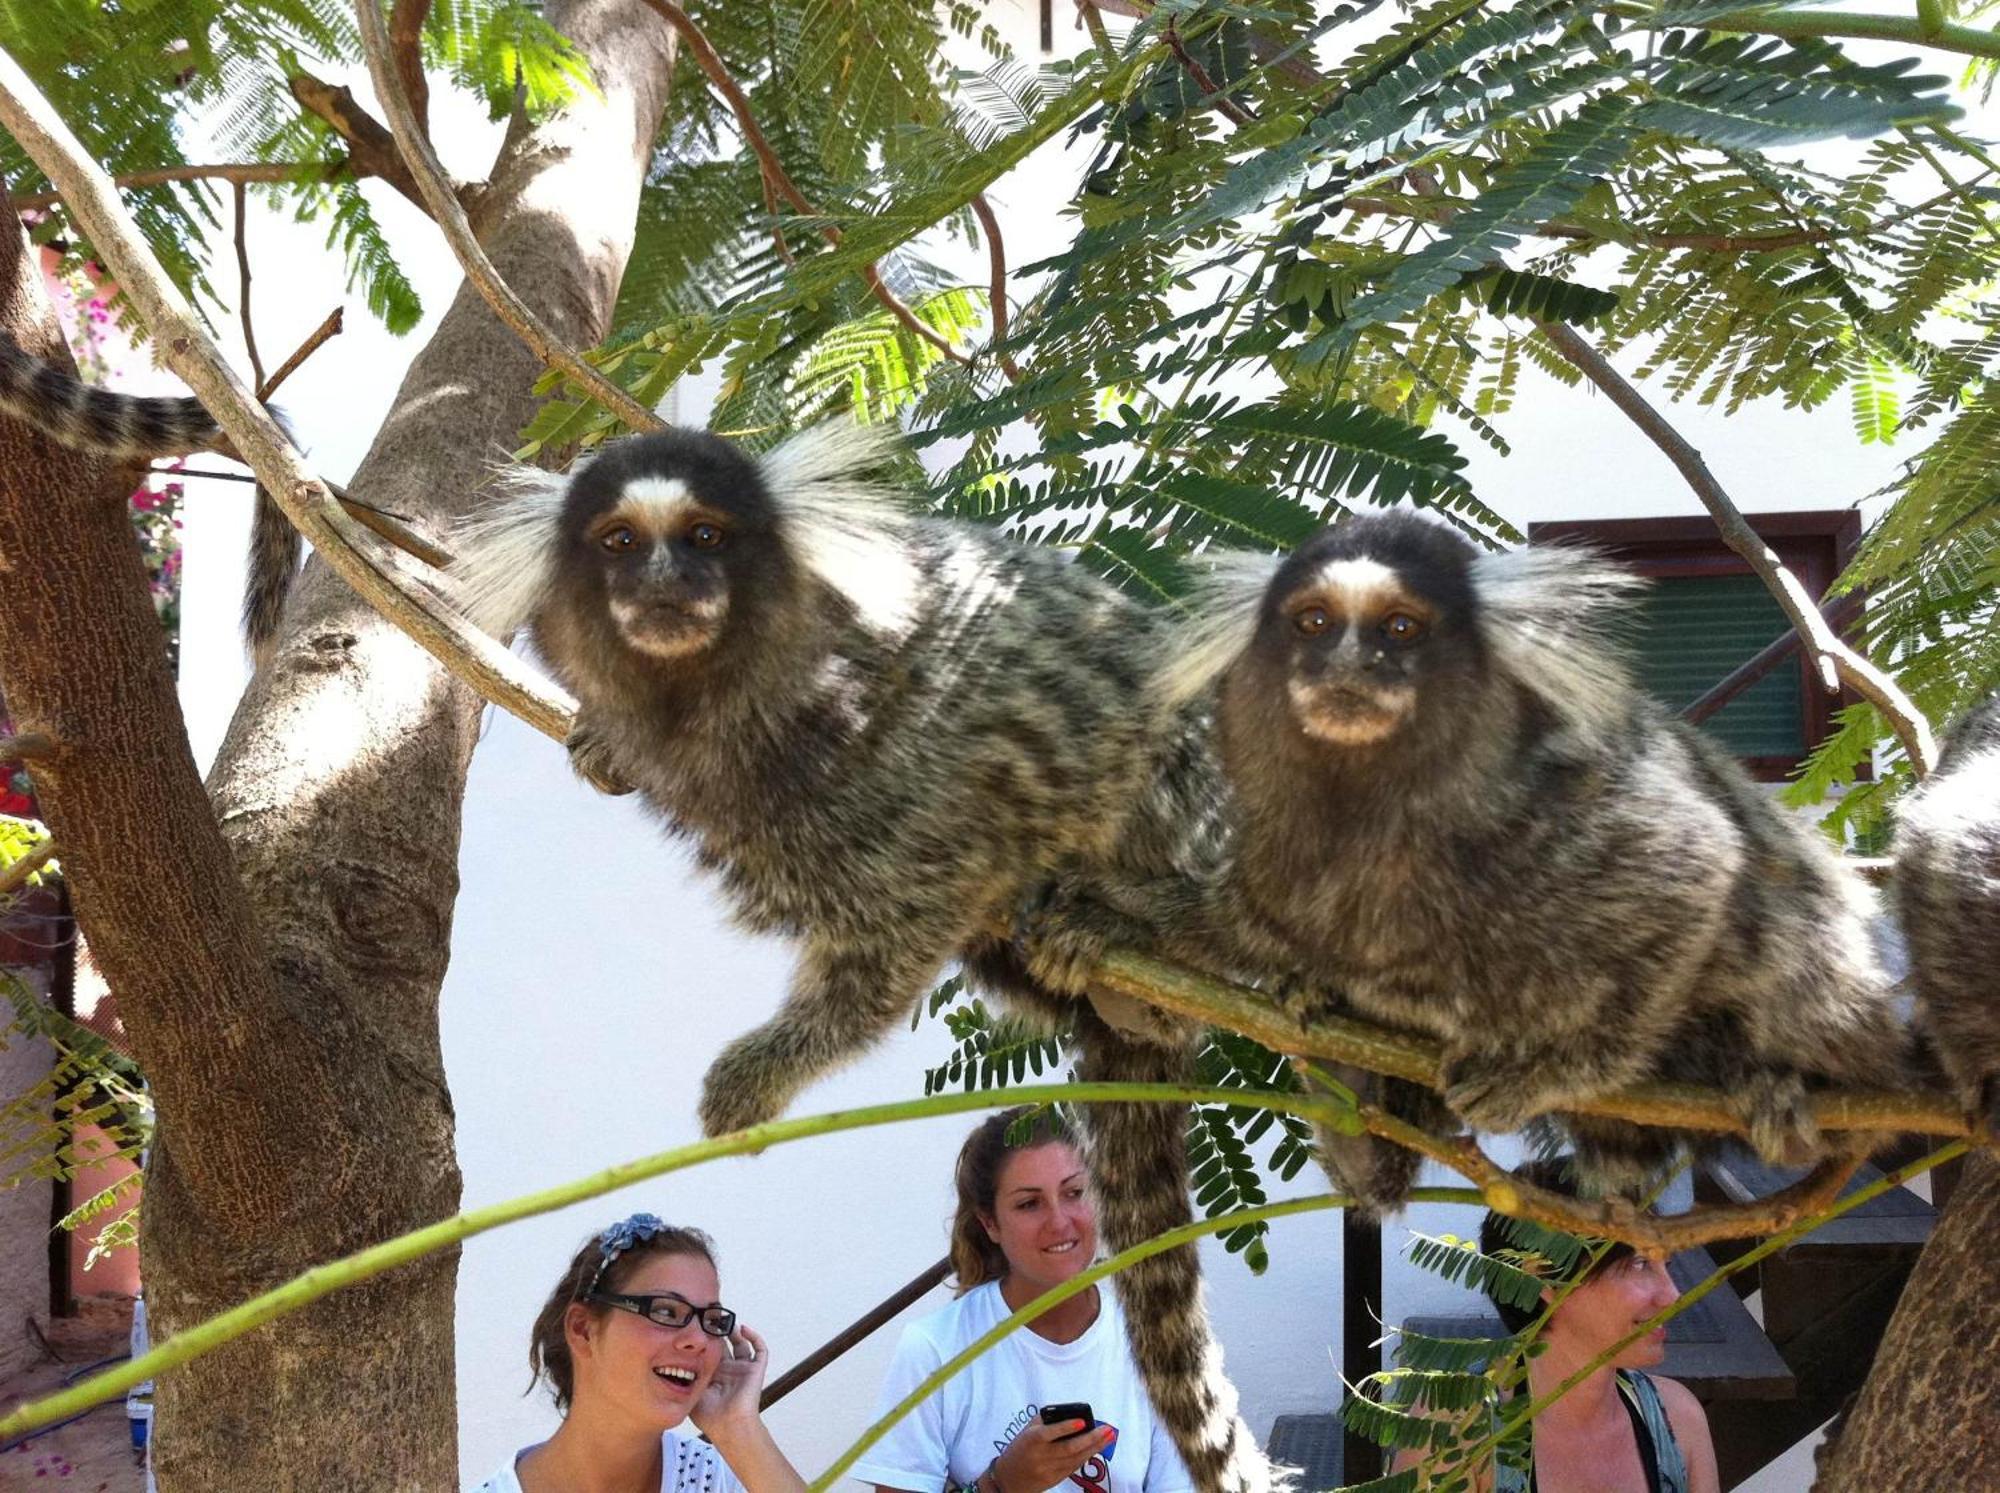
588,1290,737,1338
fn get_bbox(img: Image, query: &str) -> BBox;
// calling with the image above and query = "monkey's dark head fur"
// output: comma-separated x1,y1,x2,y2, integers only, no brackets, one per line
452,419,916,683
545,429,793,668
1241,512,1491,754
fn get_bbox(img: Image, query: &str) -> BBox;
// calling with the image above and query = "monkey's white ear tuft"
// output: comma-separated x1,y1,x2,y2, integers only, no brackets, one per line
449,463,573,636
1471,543,1647,737
1156,548,1283,710
760,417,924,636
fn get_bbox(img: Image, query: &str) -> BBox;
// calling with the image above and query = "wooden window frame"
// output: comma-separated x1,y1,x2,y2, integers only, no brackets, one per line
1527,512,1864,782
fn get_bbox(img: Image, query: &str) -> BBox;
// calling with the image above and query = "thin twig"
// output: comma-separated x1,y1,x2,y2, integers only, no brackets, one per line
1164,19,1256,125
0,733,56,762
352,1,665,435
256,307,344,403
1344,180,1979,254
8,161,341,212
166,466,451,572
232,183,267,391
0,839,58,896
0,37,577,738
388,0,434,141
968,192,1022,379
1535,320,1938,775
633,0,970,367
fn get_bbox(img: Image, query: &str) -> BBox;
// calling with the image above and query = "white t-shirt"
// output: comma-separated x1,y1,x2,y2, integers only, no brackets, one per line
850,1282,1194,1493
470,1428,743,1493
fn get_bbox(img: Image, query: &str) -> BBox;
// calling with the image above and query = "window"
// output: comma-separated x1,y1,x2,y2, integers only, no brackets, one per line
1526,513,1862,781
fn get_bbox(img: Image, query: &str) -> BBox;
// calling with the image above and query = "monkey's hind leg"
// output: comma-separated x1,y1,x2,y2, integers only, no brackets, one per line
1300,1066,1436,1218
1072,1011,1281,1493
697,935,946,1137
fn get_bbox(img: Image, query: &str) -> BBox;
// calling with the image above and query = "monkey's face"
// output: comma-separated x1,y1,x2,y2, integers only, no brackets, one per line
1252,516,1482,750
554,433,782,665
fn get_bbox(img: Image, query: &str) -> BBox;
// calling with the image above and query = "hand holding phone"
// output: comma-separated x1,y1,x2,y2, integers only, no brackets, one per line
1039,1402,1096,1435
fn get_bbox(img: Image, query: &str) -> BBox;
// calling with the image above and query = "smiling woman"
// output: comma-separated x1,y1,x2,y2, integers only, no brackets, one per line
853,1108,1194,1493
474,1215,809,1493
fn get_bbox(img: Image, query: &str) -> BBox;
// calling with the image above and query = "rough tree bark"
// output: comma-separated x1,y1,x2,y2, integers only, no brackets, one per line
1814,1153,2000,1487
0,2,672,1485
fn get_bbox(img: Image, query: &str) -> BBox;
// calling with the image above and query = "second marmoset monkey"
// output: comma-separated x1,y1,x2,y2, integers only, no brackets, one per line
0,330,298,657
1159,511,1919,1200
1894,690,2000,1136
451,420,1278,1493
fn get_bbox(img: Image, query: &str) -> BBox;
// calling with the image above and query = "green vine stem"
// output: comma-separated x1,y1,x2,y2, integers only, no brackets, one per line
1700,8,2000,62
0,1080,1348,1442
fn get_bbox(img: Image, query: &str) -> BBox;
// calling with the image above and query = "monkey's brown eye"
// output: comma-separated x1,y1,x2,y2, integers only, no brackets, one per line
687,522,725,550
1382,612,1426,643
1294,606,1331,637
598,525,638,554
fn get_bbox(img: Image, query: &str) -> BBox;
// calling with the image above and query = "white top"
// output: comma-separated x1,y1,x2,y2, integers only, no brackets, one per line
471,1428,743,1493
850,1281,1195,1493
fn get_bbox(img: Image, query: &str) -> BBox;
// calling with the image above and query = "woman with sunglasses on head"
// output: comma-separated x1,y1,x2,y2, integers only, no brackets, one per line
475,1214,808,1493
852,1107,1192,1493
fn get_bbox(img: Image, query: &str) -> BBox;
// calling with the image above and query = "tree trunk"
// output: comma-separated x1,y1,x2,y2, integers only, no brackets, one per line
0,4,672,1486
1813,1152,2000,1488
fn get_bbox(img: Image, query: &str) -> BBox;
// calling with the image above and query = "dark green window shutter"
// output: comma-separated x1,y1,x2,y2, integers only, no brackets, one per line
1630,573,1804,758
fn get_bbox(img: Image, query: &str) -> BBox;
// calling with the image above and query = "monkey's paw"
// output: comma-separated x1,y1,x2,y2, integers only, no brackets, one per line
696,1042,790,1139
1440,1054,1551,1135
1016,879,1117,998
1734,1070,1821,1166
566,723,637,797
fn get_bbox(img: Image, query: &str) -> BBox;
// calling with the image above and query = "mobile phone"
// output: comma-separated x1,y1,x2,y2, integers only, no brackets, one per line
1040,1402,1095,1433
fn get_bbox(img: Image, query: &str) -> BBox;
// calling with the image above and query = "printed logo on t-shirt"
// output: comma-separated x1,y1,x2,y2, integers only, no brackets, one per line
1066,1426,1117,1493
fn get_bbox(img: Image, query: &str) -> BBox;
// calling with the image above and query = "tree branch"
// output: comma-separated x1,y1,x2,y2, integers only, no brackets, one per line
287,69,438,215
1091,947,1974,1141
353,0,668,436
1163,19,1256,125
0,837,56,895
631,0,971,367
388,0,433,141
1534,319,1938,774
231,183,266,391
969,192,1022,379
256,305,343,403
0,39,578,741
7,161,343,212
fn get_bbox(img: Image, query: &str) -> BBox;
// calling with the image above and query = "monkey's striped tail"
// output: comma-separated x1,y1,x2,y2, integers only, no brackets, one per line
1074,1011,1287,1493
0,331,299,659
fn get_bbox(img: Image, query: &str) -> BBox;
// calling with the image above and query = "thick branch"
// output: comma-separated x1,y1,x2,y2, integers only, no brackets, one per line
287,69,438,215
353,1,667,435
1092,948,1974,1141
632,0,969,367
0,40,578,743
1535,319,1938,774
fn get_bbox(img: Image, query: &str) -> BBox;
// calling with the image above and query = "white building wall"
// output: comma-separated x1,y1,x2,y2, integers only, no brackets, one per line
161,11,1983,1489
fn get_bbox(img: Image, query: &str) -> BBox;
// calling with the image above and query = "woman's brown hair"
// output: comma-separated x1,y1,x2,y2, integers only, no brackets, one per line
948,1106,1078,1294
526,1217,718,1413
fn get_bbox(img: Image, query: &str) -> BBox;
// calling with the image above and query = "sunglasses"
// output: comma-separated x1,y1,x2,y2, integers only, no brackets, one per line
588,1289,737,1338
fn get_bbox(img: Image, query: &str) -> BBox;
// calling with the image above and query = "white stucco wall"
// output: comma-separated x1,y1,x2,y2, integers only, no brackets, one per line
160,10,1993,1490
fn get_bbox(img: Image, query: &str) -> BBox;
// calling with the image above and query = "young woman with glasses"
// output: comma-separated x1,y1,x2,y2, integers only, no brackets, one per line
474,1214,808,1493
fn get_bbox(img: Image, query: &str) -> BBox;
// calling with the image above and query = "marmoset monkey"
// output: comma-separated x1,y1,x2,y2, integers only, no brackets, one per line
451,421,1278,1493
1157,511,1918,1201
0,329,297,655
1894,691,2000,1136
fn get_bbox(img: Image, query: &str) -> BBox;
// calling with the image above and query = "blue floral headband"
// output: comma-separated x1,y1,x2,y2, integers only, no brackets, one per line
583,1212,672,1296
